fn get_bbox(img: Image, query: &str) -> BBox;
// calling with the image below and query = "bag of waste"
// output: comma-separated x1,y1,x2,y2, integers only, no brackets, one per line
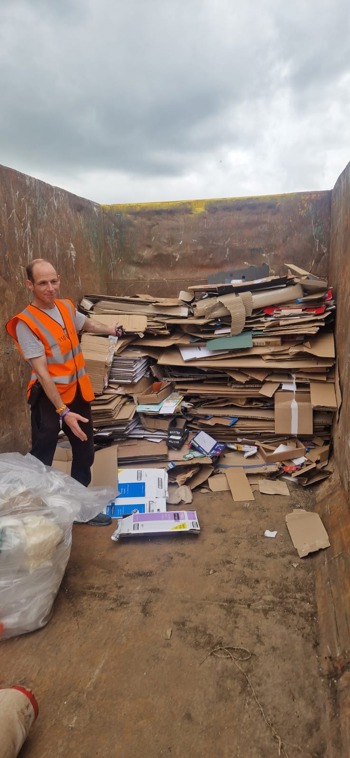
0,453,115,640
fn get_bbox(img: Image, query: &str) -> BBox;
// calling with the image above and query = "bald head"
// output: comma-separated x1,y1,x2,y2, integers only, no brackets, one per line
26,259,57,283
26,260,61,309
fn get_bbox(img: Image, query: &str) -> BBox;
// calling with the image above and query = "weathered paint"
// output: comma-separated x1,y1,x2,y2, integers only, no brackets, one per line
102,191,331,297
328,161,350,497
0,164,107,453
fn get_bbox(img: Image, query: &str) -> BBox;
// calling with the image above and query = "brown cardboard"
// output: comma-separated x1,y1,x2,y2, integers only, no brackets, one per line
335,360,342,417
53,443,72,462
298,469,332,487
91,446,118,488
303,332,335,358
285,509,330,557
218,450,279,473
186,464,214,490
117,440,169,465
274,392,313,435
258,479,290,496
310,382,337,409
139,415,172,431
53,444,118,489
225,468,255,501
290,461,317,478
306,445,330,464
259,382,280,397
259,440,306,463
136,382,173,405
208,474,230,492
85,313,147,334
157,347,333,370
169,457,214,468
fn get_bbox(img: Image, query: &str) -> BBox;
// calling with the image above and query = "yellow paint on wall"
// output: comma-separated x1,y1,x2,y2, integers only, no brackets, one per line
102,190,330,215
101,198,209,214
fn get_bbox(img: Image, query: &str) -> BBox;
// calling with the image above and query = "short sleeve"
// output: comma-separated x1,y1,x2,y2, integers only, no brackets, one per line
75,310,86,332
16,322,45,359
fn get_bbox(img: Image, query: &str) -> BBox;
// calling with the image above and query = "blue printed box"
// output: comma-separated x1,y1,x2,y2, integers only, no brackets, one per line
106,502,146,518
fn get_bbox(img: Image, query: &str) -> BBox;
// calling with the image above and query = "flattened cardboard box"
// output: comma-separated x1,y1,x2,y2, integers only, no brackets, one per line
225,467,255,502
106,468,168,517
274,392,313,435
285,509,330,557
53,444,118,489
111,510,200,541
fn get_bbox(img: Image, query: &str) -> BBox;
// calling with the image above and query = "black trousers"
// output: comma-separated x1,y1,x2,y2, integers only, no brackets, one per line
30,385,94,487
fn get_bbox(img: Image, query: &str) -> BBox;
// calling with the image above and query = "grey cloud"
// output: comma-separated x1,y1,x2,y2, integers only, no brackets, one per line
0,0,349,200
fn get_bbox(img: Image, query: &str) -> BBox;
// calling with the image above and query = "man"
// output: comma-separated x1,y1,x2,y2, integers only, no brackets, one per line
6,258,121,526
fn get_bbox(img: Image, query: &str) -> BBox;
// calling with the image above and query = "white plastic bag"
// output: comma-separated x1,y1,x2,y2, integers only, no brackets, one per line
0,453,115,639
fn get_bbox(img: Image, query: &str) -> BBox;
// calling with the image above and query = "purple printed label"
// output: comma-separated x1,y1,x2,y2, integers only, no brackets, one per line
132,511,197,523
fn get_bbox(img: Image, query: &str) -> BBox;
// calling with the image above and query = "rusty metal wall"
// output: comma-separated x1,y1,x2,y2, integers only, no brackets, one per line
0,163,332,454
0,164,107,453
102,192,331,296
328,162,350,497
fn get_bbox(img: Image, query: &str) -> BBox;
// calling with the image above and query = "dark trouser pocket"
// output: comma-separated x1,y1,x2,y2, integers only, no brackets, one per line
28,381,43,408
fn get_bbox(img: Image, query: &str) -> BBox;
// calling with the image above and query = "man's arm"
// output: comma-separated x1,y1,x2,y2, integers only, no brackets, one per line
30,355,89,442
81,317,123,336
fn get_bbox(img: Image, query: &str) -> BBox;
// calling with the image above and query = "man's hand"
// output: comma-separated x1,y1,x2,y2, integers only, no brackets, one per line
113,323,125,338
82,317,125,337
63,412,89,441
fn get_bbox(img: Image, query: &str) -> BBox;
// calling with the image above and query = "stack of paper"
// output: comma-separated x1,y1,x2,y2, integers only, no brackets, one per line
109,349,150,385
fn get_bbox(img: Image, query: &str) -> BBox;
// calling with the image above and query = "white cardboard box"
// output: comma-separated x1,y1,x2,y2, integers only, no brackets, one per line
113,468,168,514
111,510,200,541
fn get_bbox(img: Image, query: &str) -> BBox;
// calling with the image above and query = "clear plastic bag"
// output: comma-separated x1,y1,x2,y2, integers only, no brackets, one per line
0,453,115,639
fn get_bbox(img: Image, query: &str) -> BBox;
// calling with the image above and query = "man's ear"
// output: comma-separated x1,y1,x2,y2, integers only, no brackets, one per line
26,279,34,294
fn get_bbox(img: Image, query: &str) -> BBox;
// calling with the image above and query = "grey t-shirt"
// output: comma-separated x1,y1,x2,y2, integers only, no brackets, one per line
16,304,86,359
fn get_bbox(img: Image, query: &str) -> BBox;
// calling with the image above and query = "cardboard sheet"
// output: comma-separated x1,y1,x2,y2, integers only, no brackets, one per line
285,509,330,557
86,313,148,334
258,479,290,496
225,468,255,501
259,382,280,397
53,444,118,489
208,474,230,492
310,382,337,409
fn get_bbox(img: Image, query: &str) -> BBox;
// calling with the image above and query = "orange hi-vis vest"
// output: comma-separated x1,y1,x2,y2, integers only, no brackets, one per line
6,299,95,403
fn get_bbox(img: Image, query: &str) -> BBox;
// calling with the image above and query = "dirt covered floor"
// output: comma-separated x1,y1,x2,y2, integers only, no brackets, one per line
0,487,340,758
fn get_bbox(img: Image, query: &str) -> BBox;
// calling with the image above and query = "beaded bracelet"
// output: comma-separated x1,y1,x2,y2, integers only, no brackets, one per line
60,407,71,420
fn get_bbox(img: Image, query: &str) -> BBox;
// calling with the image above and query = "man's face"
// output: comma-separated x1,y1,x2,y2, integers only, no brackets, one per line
27,262,61,308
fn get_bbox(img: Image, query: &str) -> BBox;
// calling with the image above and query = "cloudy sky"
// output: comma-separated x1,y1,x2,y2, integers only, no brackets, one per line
0,0,349,204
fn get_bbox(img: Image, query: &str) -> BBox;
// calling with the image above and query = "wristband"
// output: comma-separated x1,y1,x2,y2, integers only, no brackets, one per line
56,404,67,415
60,407,71,420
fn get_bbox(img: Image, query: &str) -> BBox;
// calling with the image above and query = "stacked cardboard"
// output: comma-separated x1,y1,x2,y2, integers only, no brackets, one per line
79,264,338,492
80,334,116,395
